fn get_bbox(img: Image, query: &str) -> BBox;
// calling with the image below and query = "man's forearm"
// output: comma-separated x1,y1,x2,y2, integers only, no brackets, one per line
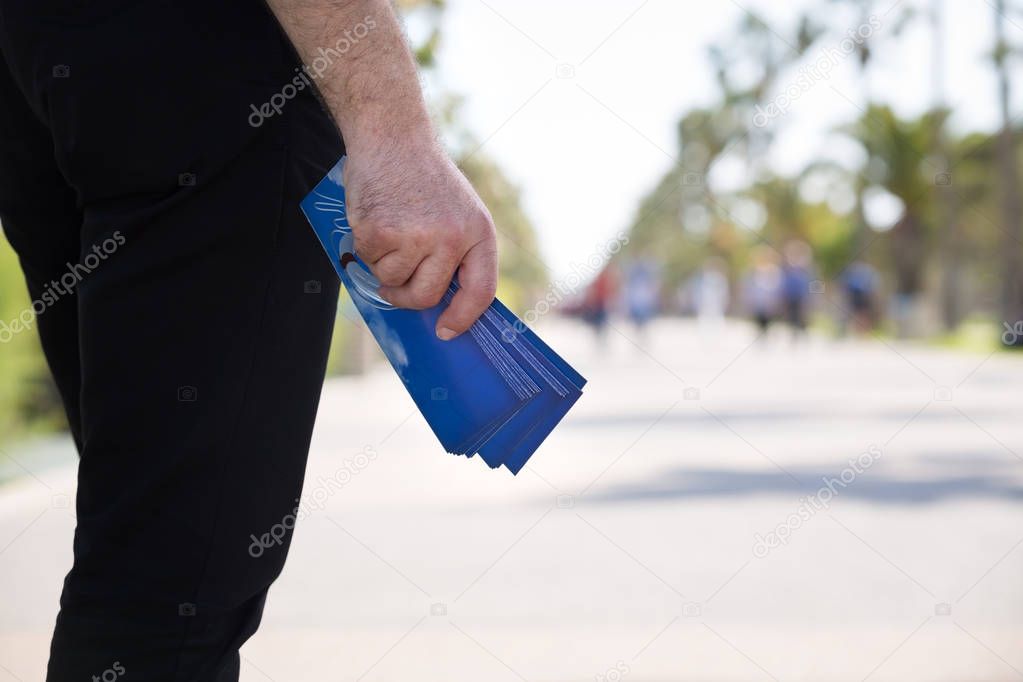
266,0,435,154
266,0,498,339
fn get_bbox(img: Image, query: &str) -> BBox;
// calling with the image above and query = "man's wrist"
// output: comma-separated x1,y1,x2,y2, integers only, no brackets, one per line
341,112,439,159
329,63,436,157
266,0,440,158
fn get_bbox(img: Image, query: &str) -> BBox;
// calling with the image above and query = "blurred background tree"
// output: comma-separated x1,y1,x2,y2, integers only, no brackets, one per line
993,0,1023,345
613,1,1022,345
840,104,936,332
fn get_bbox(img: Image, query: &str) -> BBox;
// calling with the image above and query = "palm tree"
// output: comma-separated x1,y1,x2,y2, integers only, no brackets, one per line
842,105,939,335
927,0,964,331
994,0,1023,345
823,0,917,257
825,0,961,330
707,10,823,171
824,0,881,255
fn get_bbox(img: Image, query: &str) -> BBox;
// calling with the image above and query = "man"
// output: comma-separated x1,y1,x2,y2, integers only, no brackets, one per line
0,0,497,678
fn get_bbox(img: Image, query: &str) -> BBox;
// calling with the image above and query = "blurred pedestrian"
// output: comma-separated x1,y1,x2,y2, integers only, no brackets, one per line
780,240,814,338
744,247,781,337
583,264,618,346
624,256,661,338
692,258,730,338
841,261,880,334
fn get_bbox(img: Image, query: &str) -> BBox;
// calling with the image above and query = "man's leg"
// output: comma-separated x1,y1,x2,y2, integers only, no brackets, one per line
47,120,342,680
0,3,345,678
0,52,84,451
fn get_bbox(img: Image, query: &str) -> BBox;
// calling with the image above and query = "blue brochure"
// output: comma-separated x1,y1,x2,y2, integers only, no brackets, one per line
300,157,585,473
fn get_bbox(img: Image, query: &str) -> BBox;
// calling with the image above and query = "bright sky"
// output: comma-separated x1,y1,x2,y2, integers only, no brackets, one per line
426,0,1023,279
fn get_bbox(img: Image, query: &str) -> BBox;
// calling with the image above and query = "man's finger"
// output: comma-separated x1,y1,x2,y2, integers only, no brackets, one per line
351,229,399,265
378,252,458,310
435,239,498,340
368,249,421,288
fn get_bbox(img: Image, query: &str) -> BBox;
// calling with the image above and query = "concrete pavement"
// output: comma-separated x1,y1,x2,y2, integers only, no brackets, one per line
1,318,1022,681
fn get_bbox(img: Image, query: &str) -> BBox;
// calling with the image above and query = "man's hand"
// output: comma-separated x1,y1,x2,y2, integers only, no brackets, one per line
344,140,498,339
266,0,498,339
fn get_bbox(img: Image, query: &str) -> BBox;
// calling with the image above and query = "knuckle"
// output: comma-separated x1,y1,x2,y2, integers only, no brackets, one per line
440,229,463,251
352,233,376,258
408,225,434,249
479,277,498,300
408,291,432,309
424,288,446,308
476,209,497,235
359,222,398,248
419,282,448,308
375,267,406,287
478,206,495,226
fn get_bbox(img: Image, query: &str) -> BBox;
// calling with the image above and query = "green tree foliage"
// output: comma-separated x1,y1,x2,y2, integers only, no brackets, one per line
619,3,1020,345
840,104,941,296
0,232,67,442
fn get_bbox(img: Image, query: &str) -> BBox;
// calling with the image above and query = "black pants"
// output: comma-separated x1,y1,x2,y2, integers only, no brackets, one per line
0,2,344,678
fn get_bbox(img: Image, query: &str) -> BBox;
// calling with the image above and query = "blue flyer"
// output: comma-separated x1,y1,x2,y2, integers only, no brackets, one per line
300,157,585,473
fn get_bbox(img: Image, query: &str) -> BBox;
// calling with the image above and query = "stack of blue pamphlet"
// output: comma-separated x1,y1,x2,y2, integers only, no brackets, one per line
300,157,586,474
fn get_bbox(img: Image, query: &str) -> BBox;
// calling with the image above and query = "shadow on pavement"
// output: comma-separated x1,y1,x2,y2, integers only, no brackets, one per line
588,458,1023,505
564,407,1022,429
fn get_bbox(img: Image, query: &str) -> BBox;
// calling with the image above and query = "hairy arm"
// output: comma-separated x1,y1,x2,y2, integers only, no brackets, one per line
266,0,498,339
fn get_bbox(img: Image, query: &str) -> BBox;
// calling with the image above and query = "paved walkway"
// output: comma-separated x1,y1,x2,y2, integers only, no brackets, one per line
1,318,1022,681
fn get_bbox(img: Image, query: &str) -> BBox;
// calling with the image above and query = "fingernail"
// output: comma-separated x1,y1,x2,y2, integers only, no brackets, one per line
436,326,457,341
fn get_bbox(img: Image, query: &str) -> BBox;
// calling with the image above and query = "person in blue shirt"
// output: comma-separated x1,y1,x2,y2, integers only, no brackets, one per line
780,240,815,337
